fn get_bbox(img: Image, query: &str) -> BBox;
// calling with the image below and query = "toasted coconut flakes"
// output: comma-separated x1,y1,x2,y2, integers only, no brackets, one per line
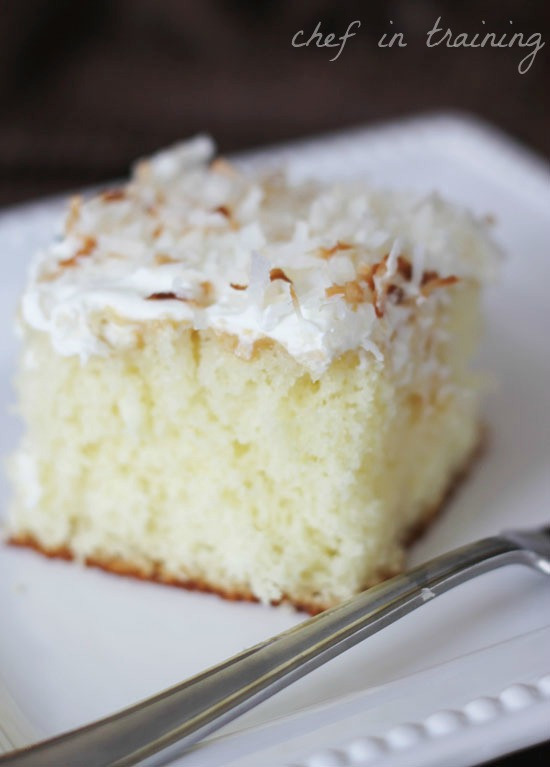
214,205,231,218
368,256,389,318
397,256,413,281
373,256,389,279
210,157,238,176
387,284,405,305
77,236,97,257
354,255,414,317
421,275,459,296
344,281,365,305
154,253,178,265
146,281,215,307
213,204,239,230
64,196,82,234
268,267,300,312
325,285,346,298
289,284,301,315
54,260,73,273
101,189,126,202
421,270,438,286
269,268,292,284
25,137,499,373
146,291,180,301
326,281,366,308
59,235,97,268
357,264,375,291
319,241,353,259
199,281,215,304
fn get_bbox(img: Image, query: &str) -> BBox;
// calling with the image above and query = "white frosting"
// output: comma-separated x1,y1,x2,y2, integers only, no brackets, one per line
20,135,499,377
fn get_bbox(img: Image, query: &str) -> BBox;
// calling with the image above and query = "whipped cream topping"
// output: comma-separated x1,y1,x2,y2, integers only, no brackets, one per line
21,135,499,377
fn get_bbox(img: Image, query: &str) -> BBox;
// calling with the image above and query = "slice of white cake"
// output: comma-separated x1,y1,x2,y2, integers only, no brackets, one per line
7,136,498,612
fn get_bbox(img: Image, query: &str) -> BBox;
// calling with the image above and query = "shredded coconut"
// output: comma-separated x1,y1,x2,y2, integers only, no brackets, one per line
20,136,500,377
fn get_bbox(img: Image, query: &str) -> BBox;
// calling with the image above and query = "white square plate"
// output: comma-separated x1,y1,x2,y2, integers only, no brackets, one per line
1,114,549,767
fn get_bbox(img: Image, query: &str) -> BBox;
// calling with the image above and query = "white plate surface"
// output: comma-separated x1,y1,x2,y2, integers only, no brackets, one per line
1,113,549,767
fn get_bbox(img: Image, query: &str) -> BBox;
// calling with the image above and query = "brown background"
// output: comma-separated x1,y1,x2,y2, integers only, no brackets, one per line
0,0,548,206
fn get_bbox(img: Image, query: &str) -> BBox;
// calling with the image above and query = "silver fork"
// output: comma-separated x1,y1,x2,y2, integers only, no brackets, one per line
1,525,549,767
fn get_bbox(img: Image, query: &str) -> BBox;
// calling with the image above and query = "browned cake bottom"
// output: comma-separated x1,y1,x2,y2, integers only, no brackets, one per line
8,432,485,615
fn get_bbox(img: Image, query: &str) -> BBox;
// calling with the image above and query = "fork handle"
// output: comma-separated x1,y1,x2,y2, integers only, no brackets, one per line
1,532,545,767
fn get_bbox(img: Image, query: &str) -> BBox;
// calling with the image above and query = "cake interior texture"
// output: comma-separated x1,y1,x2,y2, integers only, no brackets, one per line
11,295,480,612
8,137,497,612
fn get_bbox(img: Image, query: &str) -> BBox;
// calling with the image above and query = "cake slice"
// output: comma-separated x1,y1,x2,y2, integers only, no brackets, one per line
7,136,498,612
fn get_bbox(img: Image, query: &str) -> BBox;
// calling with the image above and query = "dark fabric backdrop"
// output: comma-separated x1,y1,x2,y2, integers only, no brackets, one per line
0,0,548,205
